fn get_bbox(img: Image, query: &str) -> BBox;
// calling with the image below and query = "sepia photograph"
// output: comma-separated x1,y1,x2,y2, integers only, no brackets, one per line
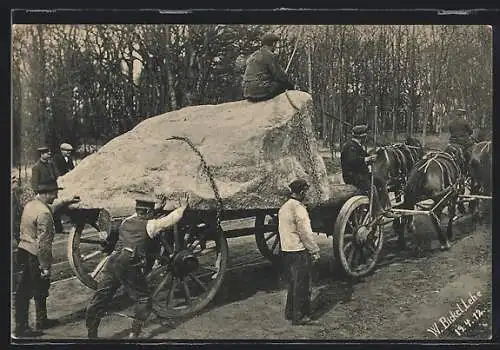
11,16,493,342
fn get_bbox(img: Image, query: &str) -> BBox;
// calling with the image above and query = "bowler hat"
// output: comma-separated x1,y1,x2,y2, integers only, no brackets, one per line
135,198,156,210
60,143,73,151
37,181,63,193
352,125,369,137
289,179,310,194
261,32,280,46
37,146,50,153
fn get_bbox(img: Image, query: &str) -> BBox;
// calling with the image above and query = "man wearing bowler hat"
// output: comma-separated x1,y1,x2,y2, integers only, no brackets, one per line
278,179,321,326
242,32,295,102
53,143,75,177
341,125,395,218
85,193,190,339
13,181,80,338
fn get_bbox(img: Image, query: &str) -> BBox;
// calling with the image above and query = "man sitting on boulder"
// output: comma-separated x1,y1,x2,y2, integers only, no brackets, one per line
242,32,295,102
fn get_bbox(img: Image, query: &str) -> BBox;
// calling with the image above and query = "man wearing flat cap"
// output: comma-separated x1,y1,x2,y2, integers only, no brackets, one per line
341,125,393,217
85,193,189,339
31,147,59,194
278,179,320,326
242,32,295,102
448,108,475,165
53,143,75,177
13,181,80,338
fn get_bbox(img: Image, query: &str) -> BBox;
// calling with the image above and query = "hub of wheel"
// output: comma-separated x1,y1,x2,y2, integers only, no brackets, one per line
355,225,371,244
172,250,199,277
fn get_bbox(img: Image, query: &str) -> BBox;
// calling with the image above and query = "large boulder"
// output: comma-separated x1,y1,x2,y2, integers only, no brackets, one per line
59,91,331,217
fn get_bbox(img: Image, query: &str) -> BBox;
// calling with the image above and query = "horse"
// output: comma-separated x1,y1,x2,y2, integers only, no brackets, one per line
469,140,492,220
371,137,425,202
395,150,462,251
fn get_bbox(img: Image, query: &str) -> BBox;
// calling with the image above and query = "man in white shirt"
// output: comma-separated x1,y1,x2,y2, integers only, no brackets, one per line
278,179,320,326
85,193,189,339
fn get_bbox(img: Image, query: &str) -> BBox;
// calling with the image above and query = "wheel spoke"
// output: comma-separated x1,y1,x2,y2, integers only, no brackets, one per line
348,246,358,267
270,236,279,253
265,232,277,242
188,273,208,292
168,278,177,307
90,256,109,279
181,279,192,306
82,250,102,262
80,238,105,245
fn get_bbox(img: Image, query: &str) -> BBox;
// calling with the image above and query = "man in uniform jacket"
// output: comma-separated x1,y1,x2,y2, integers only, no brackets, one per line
85,194,190,339
13,181,80,338
341,125,394,218
53,143,75,176
242,32,295,102
278,179,320,326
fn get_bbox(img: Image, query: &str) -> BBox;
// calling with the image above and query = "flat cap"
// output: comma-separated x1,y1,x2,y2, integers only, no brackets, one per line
352,124,369,137
261,32,280,45
135,198,156,210
37,146,50,153
60,143,73,151
288,179,310,194
455,108,467,114
37,181,63,193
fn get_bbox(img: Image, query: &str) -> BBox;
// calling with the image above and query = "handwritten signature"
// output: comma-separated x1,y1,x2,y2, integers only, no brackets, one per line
427,290,486,337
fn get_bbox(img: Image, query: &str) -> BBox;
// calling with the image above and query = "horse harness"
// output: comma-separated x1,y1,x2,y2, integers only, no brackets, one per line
378,143,421,188
417,151,462,192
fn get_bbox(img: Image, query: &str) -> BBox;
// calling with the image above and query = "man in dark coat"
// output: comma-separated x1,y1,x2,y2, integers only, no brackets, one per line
448,108,475,165
242,32,295,102
341,125,394,218
31,147,59,193
53,143,75,176
31,147,67,233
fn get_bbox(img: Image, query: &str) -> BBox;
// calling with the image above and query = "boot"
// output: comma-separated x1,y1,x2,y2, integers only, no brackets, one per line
128,319,144,338
87,327,98,339
35,297,60,330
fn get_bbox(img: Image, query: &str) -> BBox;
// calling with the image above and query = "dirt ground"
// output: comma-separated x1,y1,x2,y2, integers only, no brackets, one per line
12,208,492,342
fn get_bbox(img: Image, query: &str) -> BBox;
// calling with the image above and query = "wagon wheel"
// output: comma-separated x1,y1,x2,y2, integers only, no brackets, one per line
67,222,111,290
148,225,228,318
254,213,282,265
333,195,384,278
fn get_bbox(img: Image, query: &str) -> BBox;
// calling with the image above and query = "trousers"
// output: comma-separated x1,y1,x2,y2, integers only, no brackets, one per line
14,248,51,330
85,249,151,336
283,250,312,323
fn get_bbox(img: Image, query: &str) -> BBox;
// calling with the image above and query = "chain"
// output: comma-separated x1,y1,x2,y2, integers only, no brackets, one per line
165,136,223,227
285,91,324,203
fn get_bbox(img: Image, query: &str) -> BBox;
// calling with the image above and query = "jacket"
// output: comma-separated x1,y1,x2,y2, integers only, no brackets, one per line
18,199,55,270
341,139,370,187
53,152,75,176
243,47,294,100
31,160,59,192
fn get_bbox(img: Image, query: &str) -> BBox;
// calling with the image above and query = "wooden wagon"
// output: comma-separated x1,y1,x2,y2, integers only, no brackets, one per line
63,180,388,319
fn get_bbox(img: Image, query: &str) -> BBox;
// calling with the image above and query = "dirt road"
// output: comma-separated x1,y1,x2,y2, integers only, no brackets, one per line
12,213,492,341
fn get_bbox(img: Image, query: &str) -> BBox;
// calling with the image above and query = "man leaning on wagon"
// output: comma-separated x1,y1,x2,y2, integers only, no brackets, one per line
242,32,295,102
278,179,321,326
13,181,80,338
85,193,190,339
